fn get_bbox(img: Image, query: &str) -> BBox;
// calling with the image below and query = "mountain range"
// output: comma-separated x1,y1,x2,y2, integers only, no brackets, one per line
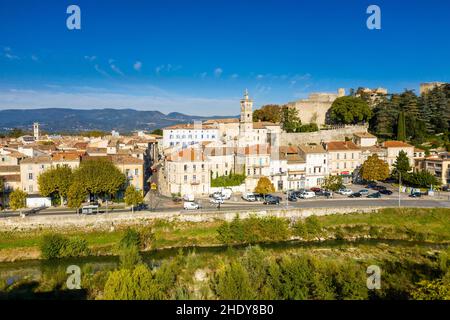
0,108,237,133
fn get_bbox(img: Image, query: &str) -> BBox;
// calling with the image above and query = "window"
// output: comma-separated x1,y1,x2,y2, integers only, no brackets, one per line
337,153,340,160
28,173,33,180
135,169,139,176
184,165,188,171
344,153,347,160
201,164,205,171
184,175,187,183
352,153,354,159
225,170,228,176
193,175,196,182
28,185,33,193
193,165,196,172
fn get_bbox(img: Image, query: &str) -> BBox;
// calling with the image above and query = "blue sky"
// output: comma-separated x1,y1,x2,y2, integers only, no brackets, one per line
1,0,449,115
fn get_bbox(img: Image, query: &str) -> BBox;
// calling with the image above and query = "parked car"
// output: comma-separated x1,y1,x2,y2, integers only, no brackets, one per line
323,191,333,198
210,198,224,204
183,201,201,210
349,192,362,198
373,185,387,191
134,203,149,211
263,197,280,205
338,188,353,195
299,191,315,199
366,182,377,189
288,193,297,202
310,187,321,193
409,192,422,198
367,192,382,198
379,189,393,195
358,189,370,196
183,194,195,202
242,192,256,202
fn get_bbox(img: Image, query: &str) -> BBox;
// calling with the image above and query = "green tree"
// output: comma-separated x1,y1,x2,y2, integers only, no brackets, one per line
329,96,372,124
252,104,282,123
9,189,27,214
360,154,389,182
150,129,163,136
397,111,406,141
392,150,411,182
72,158,126,201
67,182,88,213
38,165,73,206
254,177,275,199
281,106,302,132
404,170,440,188
213,261,255,299
124,185,144,213
0,176,5,210
322,175,344,191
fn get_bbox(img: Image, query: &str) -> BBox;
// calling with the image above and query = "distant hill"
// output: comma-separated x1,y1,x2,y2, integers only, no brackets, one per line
0,108,237,133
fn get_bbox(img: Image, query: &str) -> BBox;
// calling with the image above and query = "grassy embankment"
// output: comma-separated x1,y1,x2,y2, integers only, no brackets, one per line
0,207,449,262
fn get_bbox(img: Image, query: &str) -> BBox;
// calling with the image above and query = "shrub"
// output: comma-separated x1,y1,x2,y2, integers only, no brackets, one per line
217,215,290,245
40,233,90,259
119,228,141,250
292,216,323,239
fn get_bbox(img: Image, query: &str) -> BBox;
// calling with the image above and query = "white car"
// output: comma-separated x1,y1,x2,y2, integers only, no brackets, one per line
210,198,224,204
183,201,200,210
299,191,315,199
242,192,256,202
338,188,353,195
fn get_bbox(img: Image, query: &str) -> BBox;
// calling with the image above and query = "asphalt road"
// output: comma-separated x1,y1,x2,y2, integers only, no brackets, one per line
1,198,449,218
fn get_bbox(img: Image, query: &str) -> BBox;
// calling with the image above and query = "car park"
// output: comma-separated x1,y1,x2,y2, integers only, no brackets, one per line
338,188,353,195
349,192,362,198
263,197,280,205
299,191,315,199
183,201,201,210
367,192,381,198
358,189,370,195
210,198,224,204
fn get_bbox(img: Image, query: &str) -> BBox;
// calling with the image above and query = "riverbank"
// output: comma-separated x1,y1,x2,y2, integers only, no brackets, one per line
0,207,449,263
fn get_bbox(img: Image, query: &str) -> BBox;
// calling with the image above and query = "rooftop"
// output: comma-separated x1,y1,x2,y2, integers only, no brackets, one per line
383,141,414,148
326,141,360,151
298,144,326,154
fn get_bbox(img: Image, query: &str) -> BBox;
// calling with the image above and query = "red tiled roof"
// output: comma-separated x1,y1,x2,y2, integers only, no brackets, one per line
383,141,413,148
326,141,360,151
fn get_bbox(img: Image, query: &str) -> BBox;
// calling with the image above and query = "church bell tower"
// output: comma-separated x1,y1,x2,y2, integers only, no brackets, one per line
239,89,253,136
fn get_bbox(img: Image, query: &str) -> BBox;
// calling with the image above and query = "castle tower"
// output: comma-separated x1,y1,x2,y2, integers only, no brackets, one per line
239,89,253,136
33,122,40,140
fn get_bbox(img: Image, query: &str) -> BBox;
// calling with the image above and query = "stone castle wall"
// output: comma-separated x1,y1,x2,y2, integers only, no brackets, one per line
280,125,368,146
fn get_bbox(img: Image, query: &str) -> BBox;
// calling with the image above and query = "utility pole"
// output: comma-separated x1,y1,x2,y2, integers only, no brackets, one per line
398,171,401,208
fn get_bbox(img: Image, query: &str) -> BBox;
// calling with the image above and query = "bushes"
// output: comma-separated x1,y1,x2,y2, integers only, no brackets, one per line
210,247,369,300
217,215,290,244
211,173,246,187
119,227,154,251
293,216,323,239
40,234,90,259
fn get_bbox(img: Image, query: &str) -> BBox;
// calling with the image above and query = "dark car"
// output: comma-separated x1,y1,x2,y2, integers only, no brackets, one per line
134,203,149,211
373,185,387,191
379,189,393,195
367,192,382,198
348,192,362,198
263,197,280,205
323,191,333,198
409,192,422,198
366,182,377,189
288,194,297,202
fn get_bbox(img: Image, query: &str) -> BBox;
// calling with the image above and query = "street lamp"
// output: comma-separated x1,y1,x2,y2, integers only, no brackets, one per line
398,171,401,208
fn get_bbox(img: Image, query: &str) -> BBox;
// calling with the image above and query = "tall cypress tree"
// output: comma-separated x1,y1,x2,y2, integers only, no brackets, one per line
397,111,406,141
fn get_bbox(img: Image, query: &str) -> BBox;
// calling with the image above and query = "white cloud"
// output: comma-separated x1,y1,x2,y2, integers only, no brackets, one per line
133,61,142,71
155,64,182,75
230,73,239,79
108,59,124,76
94,64,110,77
31,54,39,62
84,55,97,62
214,67,223,78
3,47,19,60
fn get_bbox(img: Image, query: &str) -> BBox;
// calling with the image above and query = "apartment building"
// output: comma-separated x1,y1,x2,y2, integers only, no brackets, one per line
298,144,328,187
421,154,450,186
325,141,362,184
162,123,219,149
382,141,415,170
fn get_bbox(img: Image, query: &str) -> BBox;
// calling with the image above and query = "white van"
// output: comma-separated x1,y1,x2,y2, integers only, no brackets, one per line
220,188,233,200
242,192,256,202
300,191,315,199
183,201,200,210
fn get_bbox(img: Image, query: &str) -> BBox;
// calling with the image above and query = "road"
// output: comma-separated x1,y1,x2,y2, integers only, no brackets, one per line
1,197,449,218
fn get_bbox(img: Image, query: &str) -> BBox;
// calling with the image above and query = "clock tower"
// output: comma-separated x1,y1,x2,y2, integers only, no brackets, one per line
239,89,253,137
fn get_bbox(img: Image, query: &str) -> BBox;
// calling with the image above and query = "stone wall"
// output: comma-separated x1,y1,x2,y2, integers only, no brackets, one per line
0,206,382,232
280,125,368,146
